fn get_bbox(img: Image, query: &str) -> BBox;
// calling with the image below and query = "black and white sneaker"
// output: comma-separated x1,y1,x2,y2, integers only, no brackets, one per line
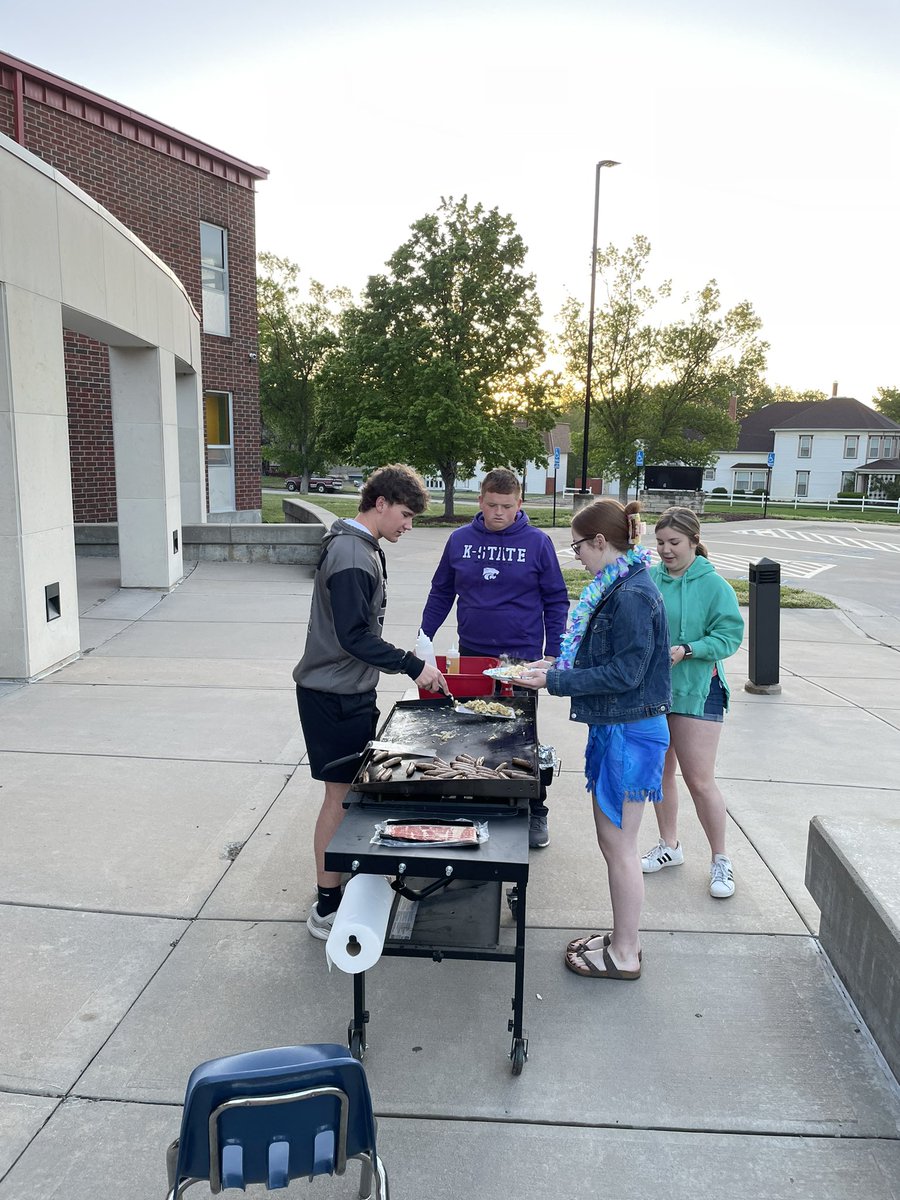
307,902,337,940
709,855,735,898
640,839,684,873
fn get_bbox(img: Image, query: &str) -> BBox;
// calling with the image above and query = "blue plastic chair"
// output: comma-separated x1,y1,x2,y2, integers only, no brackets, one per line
165,1043,388,1198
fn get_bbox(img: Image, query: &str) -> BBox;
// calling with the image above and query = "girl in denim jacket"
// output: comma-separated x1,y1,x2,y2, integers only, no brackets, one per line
519,499,671,979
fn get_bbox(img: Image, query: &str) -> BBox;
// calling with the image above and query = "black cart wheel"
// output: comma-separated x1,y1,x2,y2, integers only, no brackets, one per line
506,886,519,920
510,1038,527,1075
348,1024,366,1062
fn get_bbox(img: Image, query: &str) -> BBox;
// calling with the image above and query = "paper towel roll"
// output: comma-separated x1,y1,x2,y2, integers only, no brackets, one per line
326,874,395,974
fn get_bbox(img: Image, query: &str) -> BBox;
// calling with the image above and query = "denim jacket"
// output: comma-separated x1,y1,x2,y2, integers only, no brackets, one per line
545,564,672,725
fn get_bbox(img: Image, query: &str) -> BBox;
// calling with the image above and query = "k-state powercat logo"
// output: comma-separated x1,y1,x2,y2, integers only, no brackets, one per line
483,567,500,580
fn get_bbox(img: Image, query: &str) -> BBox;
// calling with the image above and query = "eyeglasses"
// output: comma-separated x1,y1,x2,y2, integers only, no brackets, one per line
570,536,593,554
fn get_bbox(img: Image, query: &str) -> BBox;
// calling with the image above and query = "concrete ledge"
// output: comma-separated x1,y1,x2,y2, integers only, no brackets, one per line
74,520,326,565
806,815,900,1081
282,496,341,526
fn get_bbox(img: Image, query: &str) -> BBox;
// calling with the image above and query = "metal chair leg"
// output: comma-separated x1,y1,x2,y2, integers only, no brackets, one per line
356,1150,389,1199
358,1151,373,1199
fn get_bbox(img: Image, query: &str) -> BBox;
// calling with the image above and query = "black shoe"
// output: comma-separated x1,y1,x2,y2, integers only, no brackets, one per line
529,814,550,849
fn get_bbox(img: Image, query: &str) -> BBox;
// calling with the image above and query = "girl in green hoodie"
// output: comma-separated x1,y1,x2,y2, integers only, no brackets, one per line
644,508,744,898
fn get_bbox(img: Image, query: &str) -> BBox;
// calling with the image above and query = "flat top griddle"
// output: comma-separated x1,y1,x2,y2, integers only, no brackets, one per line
351,697,540,801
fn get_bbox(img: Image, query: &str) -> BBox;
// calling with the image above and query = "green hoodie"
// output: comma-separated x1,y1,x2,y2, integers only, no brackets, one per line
649,555,744,716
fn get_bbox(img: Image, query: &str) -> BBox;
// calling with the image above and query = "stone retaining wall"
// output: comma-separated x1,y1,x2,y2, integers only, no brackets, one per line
75,516,326,566
806,816,900,1082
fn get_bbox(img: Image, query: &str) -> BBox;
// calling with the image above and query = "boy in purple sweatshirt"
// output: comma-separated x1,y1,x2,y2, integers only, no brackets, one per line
420,468,569,847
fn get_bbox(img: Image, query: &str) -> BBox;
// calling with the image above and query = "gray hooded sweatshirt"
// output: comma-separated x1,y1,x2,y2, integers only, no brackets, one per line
293,519,424,694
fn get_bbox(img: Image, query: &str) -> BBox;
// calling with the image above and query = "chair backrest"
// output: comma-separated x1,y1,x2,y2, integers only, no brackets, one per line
171,1043,378,1193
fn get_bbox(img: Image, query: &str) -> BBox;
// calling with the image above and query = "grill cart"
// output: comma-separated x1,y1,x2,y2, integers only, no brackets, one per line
324,695,539,1075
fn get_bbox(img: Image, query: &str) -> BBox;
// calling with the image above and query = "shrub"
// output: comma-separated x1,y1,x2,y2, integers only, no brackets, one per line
711,486,727,495
836,491,864,500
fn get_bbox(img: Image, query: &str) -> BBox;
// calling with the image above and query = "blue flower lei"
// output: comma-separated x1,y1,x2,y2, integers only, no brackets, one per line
555,545,652,670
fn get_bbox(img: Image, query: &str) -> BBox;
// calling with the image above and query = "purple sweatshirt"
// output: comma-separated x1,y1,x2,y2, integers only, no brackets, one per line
420,511,570,660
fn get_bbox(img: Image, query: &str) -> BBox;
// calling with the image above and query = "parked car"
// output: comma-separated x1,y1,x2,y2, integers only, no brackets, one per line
283,475,345,494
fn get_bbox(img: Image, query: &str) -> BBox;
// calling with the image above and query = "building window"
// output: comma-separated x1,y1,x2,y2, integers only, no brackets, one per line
795,470,810,497
840,471,857,491
843,435,858,459
734,469,768,493
867,435,880,459
798,435,812,458
200,222,230,336
703,467,716,481
888,436,899,459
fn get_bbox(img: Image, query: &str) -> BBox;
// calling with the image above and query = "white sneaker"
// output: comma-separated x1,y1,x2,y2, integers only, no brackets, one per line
709,855,735,899
641,839,684,873
307,902,337,940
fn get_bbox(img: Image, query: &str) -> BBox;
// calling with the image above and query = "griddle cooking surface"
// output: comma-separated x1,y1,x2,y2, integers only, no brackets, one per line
352,698,540,800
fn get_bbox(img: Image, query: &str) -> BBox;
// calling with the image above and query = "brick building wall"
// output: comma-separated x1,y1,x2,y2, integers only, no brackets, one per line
0,58,266,520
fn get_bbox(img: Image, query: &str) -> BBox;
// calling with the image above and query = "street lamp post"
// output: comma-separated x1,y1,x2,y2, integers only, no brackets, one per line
579,159,620,497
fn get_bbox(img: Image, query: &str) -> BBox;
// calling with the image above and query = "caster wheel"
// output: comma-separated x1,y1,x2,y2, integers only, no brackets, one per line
505,886,519,920
348,1024,366,1061
510,1039,527,1075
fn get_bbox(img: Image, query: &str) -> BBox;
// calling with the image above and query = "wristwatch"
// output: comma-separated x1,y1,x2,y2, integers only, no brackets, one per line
681,644,693,659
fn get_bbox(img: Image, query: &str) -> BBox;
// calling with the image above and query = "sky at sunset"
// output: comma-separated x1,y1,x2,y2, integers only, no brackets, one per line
4,0,898,404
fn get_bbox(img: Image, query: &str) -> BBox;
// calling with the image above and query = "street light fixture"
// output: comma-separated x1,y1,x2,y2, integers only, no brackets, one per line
579,158,620,496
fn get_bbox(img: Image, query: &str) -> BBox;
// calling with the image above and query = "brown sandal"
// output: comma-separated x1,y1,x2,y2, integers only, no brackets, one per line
566,932,642,962
564,944,641,980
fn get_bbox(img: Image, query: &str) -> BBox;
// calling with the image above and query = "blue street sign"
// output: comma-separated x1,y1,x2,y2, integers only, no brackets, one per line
635,449,644,466
767,452,775,467
553,446,561,469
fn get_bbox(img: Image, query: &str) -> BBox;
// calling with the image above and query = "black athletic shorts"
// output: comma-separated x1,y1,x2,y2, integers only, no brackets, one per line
296,685,379,783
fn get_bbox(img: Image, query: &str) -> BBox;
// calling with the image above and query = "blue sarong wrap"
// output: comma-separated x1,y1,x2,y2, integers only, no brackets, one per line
584,715,670,829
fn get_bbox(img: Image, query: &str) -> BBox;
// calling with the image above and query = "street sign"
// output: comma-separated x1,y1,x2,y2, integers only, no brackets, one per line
635,449,644,466
767,452,775,467
553,446,561,469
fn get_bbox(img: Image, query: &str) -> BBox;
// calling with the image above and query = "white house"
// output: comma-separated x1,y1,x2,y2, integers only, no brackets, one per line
707,397,900,499
426,423,572,495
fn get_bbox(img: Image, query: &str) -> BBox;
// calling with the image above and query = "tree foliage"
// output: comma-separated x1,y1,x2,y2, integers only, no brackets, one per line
257,253,350,486
873,386,900,425
319,196,561,515
557,235,769,499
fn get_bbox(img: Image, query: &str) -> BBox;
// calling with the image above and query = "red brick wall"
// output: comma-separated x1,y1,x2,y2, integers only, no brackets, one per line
0,88,13,137
1,87,262,518
64,334,116,521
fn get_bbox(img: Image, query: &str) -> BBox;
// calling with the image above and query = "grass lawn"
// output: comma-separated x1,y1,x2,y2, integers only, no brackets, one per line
705,501,900,524
560,567,834,608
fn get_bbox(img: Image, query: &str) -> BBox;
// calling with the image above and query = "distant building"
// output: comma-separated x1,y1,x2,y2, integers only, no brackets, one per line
429,424,572,495
0,51,268,521
706,397,900,499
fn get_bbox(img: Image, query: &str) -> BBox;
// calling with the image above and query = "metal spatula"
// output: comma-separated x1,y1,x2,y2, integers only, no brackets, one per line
322,739,436,774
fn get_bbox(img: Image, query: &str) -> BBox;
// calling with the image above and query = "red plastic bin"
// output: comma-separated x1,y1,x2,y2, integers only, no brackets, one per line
418,655,500,699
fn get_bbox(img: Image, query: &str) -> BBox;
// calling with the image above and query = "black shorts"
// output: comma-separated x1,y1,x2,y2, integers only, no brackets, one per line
296,686,379,783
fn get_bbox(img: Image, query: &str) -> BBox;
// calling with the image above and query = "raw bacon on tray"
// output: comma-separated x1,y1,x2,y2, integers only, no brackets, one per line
382,823,478,844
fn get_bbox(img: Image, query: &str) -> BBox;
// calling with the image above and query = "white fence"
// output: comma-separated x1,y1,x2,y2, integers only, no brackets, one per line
705,492,900,513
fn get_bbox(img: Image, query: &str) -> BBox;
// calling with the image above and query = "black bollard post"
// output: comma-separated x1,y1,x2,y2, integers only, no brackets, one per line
745,557,782,694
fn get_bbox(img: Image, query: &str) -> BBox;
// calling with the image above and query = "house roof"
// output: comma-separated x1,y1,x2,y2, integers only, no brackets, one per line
855,457,900,474
542,424,571,453
736,402,813,451
735,397,900,452
774,396,900,433
729,461,770,470
0,51,268,188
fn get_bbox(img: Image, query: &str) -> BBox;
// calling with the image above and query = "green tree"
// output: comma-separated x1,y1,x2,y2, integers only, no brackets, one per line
558,235,769,500
320,196,560,515
256,253,350,486
873,386,900,425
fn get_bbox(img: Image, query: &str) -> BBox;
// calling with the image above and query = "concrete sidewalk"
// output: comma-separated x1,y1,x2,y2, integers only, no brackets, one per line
1,528,900,1198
